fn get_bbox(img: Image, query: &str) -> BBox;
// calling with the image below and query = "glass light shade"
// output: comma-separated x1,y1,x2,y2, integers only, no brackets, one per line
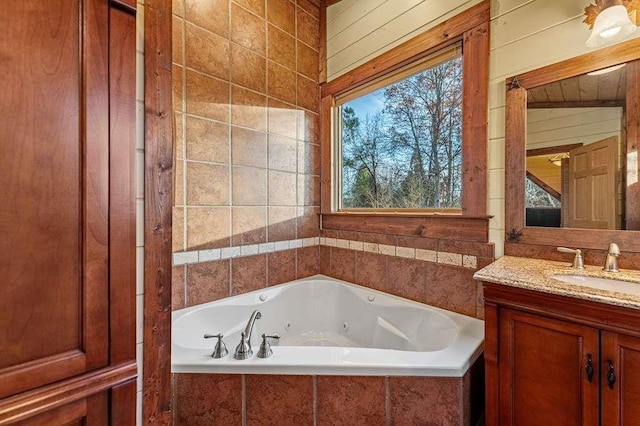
586,5,637,48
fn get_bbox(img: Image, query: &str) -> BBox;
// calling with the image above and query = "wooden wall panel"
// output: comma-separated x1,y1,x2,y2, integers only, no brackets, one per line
143,0,174,423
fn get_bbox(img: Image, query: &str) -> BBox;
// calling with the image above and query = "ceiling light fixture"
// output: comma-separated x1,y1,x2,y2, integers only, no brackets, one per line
584,0,638,48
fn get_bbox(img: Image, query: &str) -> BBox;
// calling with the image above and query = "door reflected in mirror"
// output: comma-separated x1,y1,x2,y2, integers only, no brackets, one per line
525,65,627,230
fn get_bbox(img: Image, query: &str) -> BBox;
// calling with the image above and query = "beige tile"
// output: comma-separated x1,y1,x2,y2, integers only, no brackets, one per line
232,206,267,245
185,0,229,38
174,112,185,159
268,24,295,70
173,0,184,17
185,23,229,79
231,3,266,54
185,116,229,163
268,134,297,172
172,16,184,65
297,41,319,82
185,70,230,122
297,141,320,175
231,44,266,94
172,207,185,252
231,126,267,168
186,207,231,250
297,174,320,206
174,159,185,205
269,171,297,206
232,167,267,206
231,85,267,131
297,110,319,143
186,162,230,206
267,0,295,35
233,0,265,17
296,6,319,50
173,65,184,112
268,98,298,139
268,61,296,105
268,206,297,241
297,0,319,19
297,75,319,112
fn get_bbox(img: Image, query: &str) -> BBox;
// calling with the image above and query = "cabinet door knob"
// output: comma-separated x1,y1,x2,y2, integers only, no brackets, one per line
607,360,617,390
585,354,594,383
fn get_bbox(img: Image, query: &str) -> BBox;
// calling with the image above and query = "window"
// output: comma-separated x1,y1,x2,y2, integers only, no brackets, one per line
334,45,464,211
320,4,489,219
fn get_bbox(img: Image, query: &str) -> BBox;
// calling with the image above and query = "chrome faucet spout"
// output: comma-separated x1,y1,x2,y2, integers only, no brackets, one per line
234,310,262,360
603,243,620,272
244,310,262,343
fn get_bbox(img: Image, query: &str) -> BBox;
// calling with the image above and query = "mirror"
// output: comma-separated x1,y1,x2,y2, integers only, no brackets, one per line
525,66,626,230
504,38,640,251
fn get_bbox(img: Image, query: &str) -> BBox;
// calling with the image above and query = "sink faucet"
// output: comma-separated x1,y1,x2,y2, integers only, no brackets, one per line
233,310,262,360
557,247,584,269
603,243,620,272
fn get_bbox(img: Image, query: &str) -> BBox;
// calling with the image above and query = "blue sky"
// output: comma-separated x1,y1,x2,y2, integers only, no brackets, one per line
345,89,386,118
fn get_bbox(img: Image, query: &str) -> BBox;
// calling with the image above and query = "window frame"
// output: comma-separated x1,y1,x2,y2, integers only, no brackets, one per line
320,1,490,225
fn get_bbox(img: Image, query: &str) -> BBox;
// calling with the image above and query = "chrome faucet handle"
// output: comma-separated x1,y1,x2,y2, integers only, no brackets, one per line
607,243,620,256
204,333,228,358
557,247,584,269
257,334,280,359
233,332,253,360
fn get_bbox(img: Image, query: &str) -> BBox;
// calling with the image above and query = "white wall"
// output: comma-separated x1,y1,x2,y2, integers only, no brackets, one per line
327,0,639,257
527,107,622,150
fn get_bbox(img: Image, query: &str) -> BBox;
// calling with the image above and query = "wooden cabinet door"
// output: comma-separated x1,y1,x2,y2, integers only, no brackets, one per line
498,309,599,426
601,331,640,425
0,0,110,398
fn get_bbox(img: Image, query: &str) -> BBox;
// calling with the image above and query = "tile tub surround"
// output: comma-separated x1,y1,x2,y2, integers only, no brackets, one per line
172,0,322,254
174,356,485,425
474,256,640,310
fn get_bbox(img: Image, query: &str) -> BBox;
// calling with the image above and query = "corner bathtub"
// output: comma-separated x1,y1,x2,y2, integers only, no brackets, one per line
172,275,484,376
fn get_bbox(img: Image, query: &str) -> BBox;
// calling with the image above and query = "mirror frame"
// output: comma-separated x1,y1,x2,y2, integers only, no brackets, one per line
505,37,640,251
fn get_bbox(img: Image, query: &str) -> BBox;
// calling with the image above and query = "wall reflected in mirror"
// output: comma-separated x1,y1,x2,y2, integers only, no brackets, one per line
525,64,628,230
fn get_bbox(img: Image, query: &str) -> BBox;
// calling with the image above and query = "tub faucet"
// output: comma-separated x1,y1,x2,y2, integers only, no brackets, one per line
233,310,262,360
603,243,620,272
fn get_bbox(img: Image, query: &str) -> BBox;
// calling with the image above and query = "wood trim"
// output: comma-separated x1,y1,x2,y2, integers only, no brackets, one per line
321,0,490,97
109,2,137,366
526,143,583,157
110,380,137,425
461,21,489,216
627,60,640,229
326,0,343,5
0,362,136,424
506,37,640,90
143,0,174,423
526,171,561,201
321,213,490,242
483,303,499,426
84,0,110,372
320,95,333,214
0,351,85,400
528,100,625,109
505,87,527,236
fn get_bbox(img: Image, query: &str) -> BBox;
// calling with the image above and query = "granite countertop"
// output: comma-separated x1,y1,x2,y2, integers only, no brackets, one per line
474,256,640,310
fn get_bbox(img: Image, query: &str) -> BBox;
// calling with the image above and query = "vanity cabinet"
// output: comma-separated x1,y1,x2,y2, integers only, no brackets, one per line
484,283,640,425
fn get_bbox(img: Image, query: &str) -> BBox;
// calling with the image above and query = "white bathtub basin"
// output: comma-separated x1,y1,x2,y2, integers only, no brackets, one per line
172,275,484,376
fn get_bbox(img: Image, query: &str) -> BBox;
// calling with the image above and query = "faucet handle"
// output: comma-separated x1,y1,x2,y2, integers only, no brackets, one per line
204,333,228,358
608,243,620,255
557,247,584,269
257,334,280,359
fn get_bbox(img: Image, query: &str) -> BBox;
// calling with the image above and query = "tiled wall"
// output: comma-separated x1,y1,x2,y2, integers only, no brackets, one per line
174,358,484,425
171,0,322,303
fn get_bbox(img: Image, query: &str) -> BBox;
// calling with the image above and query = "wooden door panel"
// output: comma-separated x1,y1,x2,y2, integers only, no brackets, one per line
0,0,109,398
601,332,640,425
499,309,599,426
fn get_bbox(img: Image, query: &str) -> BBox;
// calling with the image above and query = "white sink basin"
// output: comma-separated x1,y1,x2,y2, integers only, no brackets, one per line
550,274,640,297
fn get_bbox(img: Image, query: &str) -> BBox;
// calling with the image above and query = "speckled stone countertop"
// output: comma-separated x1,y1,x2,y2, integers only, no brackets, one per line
474,256,640,310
